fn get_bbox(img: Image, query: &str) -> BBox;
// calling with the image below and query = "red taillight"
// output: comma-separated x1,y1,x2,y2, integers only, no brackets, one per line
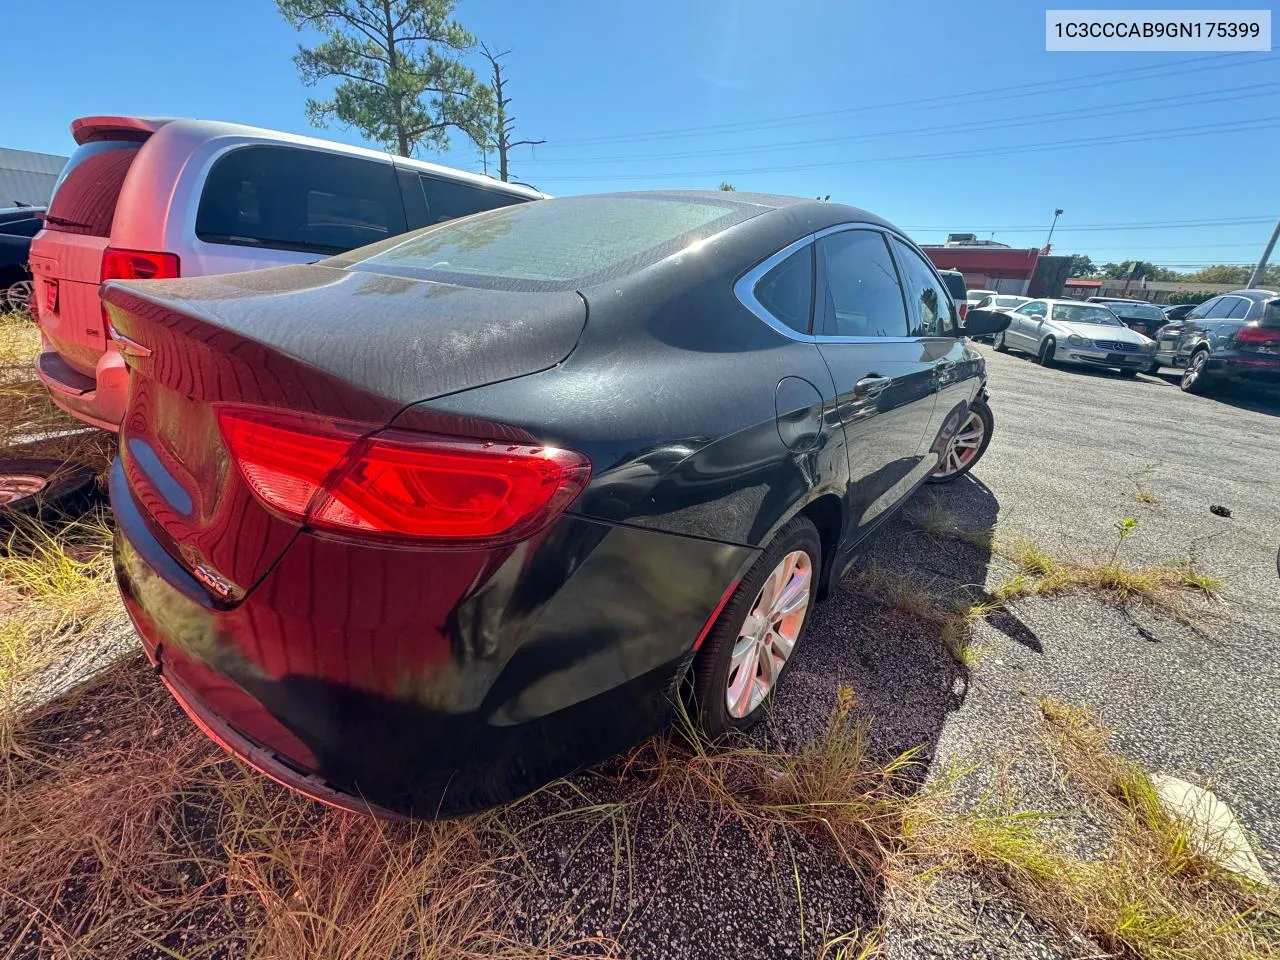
217,406,591,545
101,248,181,282
1235,324,1280,344
958,303,969,321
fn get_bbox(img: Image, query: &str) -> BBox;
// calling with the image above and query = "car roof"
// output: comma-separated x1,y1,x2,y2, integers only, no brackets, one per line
72,115,546,200
1225,288,1279,301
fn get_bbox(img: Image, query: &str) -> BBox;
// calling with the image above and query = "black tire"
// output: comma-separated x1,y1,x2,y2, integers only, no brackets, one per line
0,459,99,521
1147,361,1161,375
692,515,821,737
1037,337,1056,367
928,397,994,484
1118,368,1138,378
993,331,1009,353
1180,348,1212,394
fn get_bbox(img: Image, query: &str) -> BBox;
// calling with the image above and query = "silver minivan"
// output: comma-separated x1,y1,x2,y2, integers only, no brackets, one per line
29,115,545,430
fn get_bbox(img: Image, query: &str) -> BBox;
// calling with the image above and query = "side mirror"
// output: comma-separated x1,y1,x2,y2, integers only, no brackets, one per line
961,308,1011,338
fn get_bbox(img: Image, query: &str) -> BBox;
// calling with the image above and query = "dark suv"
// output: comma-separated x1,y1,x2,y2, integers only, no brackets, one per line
0,206,45,314
1150,289,1280,393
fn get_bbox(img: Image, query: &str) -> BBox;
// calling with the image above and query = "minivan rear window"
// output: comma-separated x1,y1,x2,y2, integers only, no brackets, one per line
420,175,524,224
45,139,142,237
196,146,407,255
346,194,749,291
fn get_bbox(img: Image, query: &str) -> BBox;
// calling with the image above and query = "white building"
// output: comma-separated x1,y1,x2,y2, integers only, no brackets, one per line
0,147,68,207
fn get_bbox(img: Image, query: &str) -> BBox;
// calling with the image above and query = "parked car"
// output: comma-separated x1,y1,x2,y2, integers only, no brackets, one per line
1150,288,1280,393
975,294,1030,313
106,192,1006,818
29,116,544,431
1163,302,1197,322
994,298,1155,374
966,288,999,311
937,268,969,320
1086,297,1168,338
0,205,45,314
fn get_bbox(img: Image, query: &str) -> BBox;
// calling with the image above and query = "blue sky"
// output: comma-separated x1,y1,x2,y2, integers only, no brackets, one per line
4,0,1277,270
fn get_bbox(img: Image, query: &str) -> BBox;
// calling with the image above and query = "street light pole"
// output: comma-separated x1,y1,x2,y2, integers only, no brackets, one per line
1043,208,1064,253
1247,217,1280,288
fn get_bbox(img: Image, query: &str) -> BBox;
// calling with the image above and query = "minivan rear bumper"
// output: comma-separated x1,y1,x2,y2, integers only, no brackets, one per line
35,348,128,430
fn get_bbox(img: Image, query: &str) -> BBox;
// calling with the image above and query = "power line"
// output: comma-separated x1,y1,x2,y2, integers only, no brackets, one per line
541,52,1274,148
901,216,1274,230
526,81,1280,165
532,117,1280,182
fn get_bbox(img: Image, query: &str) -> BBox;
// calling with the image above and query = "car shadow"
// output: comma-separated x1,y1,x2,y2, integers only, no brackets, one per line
1150,372,1280,416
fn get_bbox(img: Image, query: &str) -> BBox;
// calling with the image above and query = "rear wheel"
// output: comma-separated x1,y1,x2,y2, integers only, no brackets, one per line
692,515,821,736
2,279,34,317
1037,337,1056,367
993,331,1009,353
1180,348,1212,394
929,398,993,483
0,459,98,519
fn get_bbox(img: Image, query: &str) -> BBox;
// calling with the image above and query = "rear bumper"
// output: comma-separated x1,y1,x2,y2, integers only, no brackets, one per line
35,348,127,430
1206,352,1280,384
110,459,755,817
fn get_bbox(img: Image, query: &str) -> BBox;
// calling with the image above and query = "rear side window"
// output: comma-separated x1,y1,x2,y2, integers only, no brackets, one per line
817,230,909,338
197,146,406,255
756,247,813,334
1205,297,1240,319
45,139,142,237
420,175,525,224
1225,297,1251,319
1262,299,1280,328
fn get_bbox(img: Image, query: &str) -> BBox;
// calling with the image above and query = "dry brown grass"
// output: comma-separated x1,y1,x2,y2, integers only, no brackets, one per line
0,660,618,959
0,311,114,476
897,703,1279,960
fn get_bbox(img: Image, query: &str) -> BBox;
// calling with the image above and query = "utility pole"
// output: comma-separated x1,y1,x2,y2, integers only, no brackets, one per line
1043,208,1063,254
1247,217,1280,288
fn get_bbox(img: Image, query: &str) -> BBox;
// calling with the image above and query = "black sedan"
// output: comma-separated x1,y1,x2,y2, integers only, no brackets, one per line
104,192,1004,818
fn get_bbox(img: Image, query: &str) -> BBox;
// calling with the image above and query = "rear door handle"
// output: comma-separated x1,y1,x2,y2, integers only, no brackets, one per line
853,375,891,398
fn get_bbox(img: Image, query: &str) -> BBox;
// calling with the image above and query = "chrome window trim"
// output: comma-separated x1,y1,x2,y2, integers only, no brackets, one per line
733,221,939,345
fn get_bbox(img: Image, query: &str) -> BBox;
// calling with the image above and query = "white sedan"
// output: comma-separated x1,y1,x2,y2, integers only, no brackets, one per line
993,299,1157,375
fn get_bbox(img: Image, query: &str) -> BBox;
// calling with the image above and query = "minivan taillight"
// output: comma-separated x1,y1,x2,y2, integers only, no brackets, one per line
217,407,591,544
101,248,181,282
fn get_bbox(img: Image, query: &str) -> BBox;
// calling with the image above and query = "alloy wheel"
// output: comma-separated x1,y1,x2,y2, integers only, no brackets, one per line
725,549,811,719
3,280,34,316
1182,351,1207,390
934,410,985,478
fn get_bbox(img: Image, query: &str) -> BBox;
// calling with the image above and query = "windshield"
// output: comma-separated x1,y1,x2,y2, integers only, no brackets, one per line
344,194,750,291
1107,302,1164,321
1052,304,1123,326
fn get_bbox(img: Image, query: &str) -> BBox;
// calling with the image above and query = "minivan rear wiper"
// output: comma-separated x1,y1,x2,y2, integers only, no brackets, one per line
44,214,92,229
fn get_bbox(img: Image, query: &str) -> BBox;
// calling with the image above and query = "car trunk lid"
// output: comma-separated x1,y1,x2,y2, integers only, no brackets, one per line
102,263,587,598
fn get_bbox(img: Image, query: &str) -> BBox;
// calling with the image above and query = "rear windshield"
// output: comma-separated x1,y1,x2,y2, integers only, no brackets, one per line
1262,299,1280,328
345,194,751,291
1107,302,1164,321
995,297,1027,308
1052,304,1122,326
196,145,407,255
45,139,142,237
939,273,967,302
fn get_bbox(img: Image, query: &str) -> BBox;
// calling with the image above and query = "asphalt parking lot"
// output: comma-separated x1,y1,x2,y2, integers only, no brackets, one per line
500,344,1280,958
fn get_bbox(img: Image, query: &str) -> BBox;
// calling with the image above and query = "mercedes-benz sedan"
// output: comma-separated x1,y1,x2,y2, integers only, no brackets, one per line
105,192,1005,818
994,298,1156,374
